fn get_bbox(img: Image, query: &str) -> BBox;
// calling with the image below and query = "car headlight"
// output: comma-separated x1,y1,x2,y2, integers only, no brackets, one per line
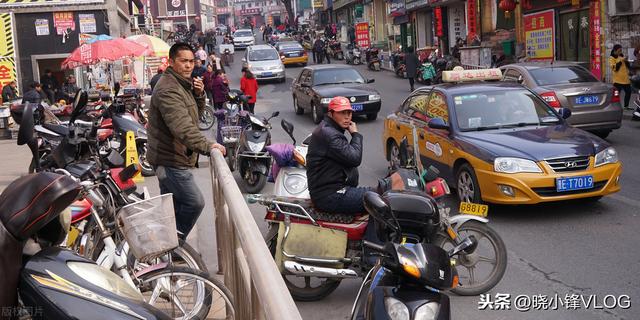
247,141,265,153
494,157,542,173
320,98,332,104
384,297,410,320
368,94,381,101
283,173,308,194
67,261,143,301
594,147,618,167
414,302,440,320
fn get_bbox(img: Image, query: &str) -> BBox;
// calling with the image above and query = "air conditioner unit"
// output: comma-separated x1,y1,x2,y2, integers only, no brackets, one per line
608,0,640,16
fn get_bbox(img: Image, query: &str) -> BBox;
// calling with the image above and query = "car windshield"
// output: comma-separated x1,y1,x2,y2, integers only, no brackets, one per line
235,31,253,37
249,49,279,61
313,69,365,85
529,66,598,85
454,89,561,131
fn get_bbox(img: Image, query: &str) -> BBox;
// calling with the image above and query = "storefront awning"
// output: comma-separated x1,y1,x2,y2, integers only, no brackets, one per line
393,14,409,25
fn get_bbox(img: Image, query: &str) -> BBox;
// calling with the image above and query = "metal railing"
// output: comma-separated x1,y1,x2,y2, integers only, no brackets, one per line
209,150,303,320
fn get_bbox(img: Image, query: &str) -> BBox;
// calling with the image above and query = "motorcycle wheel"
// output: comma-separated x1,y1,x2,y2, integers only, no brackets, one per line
137,141,155,176
434,221,507,296
242,170,267,194
374,62,380,71
226,149,236,172
198,105,215,131
265,224,342,301
337,52,344,60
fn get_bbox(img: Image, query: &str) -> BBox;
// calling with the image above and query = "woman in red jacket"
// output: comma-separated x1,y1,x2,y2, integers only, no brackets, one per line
240,69,259,113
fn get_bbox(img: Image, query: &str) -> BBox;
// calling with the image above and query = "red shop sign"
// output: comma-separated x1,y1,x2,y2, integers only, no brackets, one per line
590,0,602,79
355,22,370,48
434,7,443,37
467,0,477,42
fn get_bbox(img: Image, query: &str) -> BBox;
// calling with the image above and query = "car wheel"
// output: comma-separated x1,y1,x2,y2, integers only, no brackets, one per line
456,163,482,203
293,96,304,115
366,113,378,121
387,140,401,169
312,103,323,124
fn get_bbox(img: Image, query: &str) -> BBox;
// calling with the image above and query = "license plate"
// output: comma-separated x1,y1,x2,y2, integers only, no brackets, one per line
352,103,363,111
458,202,489,217
575,95,599,105
263,72,273,77
289,53,299,57
556,175,594,192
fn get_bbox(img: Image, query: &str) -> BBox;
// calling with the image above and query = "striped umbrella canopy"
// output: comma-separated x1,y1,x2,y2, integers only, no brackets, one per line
126,34,170,57
61,37,151,69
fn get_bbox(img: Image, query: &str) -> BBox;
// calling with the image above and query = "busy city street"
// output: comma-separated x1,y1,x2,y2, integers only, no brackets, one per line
1,1,640,318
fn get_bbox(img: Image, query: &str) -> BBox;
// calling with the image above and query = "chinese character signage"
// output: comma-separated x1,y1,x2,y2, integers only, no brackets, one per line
355,22,370,48
434,7,443,37
0,13,17,89
524,9,555,60
313,0,323,8
239,8,261,15
216,7,231,14
35,19,49,36
53,12,75,35
466,0,477,43
78,14,96,33
590,0,601,79
167,0,187,17
521,0,573,12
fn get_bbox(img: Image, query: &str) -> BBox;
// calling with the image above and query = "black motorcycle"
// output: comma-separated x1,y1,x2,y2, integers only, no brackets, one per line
366,47,381,71
237,111,279,193
350,192,476,320
392,51,406,78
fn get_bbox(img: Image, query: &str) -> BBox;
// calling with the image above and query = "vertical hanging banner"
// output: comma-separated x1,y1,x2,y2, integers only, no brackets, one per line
466,0,477,43
590,0,602,80
434,7,443,37
0,13,17,90
53,12,75,35
355,22,370,48
524,9,555,60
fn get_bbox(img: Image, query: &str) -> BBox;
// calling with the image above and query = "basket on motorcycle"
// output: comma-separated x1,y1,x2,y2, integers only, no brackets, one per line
220,125,243,143
117,194,179,262
275,222,348,271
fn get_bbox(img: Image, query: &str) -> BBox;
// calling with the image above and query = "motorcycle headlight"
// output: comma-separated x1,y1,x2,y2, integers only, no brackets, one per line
594,147,618,167
494,157,542,174
320,98,332,104
247,141,265,153
283,173,308,195
384,297,410,320
368,94,381,101
414,302,440,320
67,261,143,301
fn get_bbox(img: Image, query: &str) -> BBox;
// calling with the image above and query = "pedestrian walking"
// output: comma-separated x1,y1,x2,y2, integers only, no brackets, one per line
210,70,229,110
313,36,325,64
204,31,216,54
147,42,226,239
404,47,419,92
609,44,632,111
203,64,215,104
324,40,332,64
240,69,258,113
195,45,208,65
348,25,356,45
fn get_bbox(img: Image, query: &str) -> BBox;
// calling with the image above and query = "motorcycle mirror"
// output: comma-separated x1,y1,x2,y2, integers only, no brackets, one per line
281,119,296,144
363,191,400,234
69,90,88,125
17,103,35,146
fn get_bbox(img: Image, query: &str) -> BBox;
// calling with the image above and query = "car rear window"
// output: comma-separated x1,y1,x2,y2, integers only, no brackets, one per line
249,49,279,61
529,66,598,85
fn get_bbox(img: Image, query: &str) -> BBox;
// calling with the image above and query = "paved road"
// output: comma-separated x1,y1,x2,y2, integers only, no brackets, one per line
218,45,640,320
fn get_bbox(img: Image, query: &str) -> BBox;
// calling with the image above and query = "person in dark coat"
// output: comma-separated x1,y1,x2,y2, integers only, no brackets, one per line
313,36,325,64
209,70,228,110
191,59,207,78
404,47,420,92
1,80,18,102
348,25,356,45
40,69,59,103
22,82,47,104
149,67,164,92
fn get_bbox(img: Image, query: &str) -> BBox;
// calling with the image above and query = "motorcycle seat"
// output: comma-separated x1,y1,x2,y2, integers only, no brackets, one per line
43,123,69,136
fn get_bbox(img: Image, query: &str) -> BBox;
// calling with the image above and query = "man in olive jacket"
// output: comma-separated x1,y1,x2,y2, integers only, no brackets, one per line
147,43,226,239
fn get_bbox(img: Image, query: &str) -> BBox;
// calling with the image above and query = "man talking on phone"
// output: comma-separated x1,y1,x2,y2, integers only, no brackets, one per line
307,96,370,215
147,42,226,239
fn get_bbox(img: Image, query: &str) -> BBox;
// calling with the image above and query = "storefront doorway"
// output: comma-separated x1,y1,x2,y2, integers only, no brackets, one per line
559,9,590,63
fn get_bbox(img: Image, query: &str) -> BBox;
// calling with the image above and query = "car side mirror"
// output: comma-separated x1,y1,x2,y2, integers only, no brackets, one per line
559,107,572,119
367,78,375,84
428,118,449,130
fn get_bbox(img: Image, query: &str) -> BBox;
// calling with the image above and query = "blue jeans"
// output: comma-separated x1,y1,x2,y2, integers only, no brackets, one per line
314,186,372,215
156,166,205,239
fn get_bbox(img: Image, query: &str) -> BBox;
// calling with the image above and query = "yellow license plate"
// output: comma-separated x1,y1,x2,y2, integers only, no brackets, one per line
458,202,489,217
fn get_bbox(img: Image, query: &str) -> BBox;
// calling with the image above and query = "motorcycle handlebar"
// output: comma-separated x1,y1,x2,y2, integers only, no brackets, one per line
363,240,385,253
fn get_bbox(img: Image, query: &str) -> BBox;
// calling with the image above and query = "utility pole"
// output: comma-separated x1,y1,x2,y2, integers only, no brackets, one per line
185,0,190,26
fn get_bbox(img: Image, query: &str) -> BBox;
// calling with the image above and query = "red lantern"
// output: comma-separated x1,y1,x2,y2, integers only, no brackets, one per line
499,0,517,19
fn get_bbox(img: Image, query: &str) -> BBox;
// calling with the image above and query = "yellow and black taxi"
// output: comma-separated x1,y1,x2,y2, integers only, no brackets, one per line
275,41,308,66
382,68,622,205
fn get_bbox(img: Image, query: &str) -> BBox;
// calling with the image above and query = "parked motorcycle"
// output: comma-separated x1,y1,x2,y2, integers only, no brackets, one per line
365,47,381,71
345,44,362,65
266,119,310,199
392,51,406,78
198,103,216,131
350,192,476,320
328,39,344,60
215,90,249,171
237,111,279,193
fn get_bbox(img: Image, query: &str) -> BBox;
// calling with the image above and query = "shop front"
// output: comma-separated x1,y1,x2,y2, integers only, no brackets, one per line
406,0,434,49
429,0,467,54
520,0,602,77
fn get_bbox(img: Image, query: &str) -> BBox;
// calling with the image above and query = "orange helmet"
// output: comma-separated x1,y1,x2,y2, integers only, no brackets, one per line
328,96,352,112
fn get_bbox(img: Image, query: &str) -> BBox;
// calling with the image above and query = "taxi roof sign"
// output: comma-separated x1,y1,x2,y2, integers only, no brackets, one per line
442,68,503,83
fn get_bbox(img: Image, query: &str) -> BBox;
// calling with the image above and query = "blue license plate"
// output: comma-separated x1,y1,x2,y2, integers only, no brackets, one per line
289,53,299,57
575,95,599,105
352,104,363,111
556,175,594,192
262,72,273,77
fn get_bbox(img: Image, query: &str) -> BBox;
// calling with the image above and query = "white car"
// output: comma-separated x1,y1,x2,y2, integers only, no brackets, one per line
233,29,255,49
243,45,286,83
